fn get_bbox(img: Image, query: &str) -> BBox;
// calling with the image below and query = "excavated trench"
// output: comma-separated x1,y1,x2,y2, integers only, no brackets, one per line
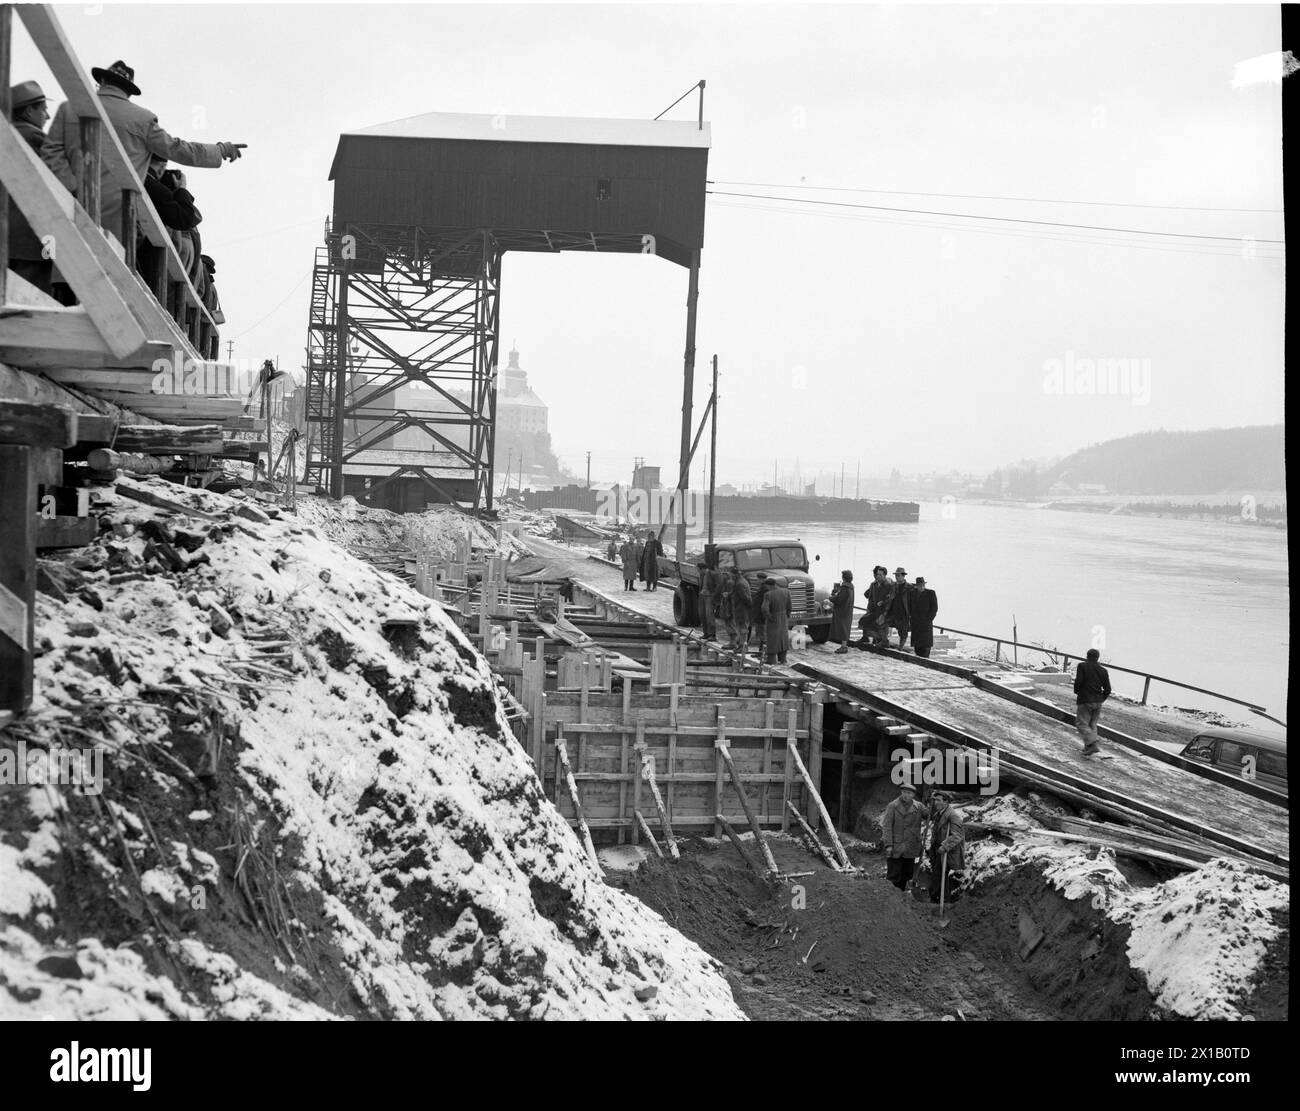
606,834,1169,1021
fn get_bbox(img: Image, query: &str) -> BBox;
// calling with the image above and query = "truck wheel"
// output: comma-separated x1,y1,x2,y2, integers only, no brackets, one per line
673,585,699,627
809,623,832,645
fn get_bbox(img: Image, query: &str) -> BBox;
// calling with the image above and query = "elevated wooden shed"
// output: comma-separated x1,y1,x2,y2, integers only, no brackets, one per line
305,111,711,518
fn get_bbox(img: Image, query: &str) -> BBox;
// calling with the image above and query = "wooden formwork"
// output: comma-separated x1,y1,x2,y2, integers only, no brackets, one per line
513,685,826,845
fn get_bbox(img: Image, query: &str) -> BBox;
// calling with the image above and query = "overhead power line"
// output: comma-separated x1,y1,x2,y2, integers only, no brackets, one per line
707,198,1284,262
707,180,1283,215
705,189,1286,245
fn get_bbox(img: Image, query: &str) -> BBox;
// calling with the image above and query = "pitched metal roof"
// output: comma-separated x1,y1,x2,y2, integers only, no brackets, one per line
338,111,712,150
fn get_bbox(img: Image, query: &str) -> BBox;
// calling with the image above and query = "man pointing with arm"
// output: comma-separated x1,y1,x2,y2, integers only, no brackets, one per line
43,61,244,239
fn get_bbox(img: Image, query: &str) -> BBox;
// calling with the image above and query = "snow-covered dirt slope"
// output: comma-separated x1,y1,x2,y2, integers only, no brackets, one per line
961,795,1288,1020
0,478,742,1020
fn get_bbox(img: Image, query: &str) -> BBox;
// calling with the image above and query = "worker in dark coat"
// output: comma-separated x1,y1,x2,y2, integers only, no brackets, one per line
761,575,793,665
633,537,645,583
887,567,913,648
698,561,720,640
829,569,855,653
605,539,617,562
856,566,895,647
722,565,752,652
7,80,54,294
927,792,965,904
881,783,923,891
618,539,638,591
640,531,663,591
1073,648,1112,756
911,577,938,658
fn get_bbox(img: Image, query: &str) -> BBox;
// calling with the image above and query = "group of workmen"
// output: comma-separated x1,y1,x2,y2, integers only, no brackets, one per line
829,565,939,657
7,60,242,318
880,785,966,904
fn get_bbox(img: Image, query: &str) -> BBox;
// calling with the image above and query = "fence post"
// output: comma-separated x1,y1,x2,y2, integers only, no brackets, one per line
120,188,136,270
78,117,102,225
1141,675,1151,706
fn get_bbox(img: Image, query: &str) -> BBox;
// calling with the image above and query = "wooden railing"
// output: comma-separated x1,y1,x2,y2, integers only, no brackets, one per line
0,4,220,358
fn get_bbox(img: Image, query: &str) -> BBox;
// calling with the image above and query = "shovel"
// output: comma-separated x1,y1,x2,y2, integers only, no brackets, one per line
936,850,951,929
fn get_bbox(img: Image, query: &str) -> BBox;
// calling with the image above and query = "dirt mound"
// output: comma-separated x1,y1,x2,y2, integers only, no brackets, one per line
607,836,1064,1021
0,479,740,1020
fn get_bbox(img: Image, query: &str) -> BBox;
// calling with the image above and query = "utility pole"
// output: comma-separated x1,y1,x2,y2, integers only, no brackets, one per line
840,463,845,501
586,450,591,489
708,354,718,545
226,340,234,362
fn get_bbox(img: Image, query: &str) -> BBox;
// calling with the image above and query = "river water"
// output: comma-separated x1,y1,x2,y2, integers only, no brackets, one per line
706,503,1289,721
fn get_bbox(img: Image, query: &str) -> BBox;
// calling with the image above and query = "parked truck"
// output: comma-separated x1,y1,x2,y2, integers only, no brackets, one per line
657,537,834,643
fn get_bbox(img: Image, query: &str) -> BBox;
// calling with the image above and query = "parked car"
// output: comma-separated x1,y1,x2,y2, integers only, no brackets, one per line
1178,726,1286,794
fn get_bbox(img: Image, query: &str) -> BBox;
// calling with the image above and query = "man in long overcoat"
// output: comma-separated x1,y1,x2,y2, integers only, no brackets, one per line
761,575,793,665
618,539,638,591
829,569,855,653
911,577,938,658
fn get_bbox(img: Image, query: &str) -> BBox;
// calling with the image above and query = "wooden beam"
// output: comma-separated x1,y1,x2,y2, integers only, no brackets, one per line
786,739,853,869
556,731,599,868
785,800,841,871
717,721,779,874
0,399,76,448
0,443,35,712
0,306,168,367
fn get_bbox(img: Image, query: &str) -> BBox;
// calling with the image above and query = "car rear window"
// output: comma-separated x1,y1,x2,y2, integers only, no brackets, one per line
1257,750,1286,780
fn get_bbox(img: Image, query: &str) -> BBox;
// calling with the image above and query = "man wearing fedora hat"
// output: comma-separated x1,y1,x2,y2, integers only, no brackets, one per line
7,80,55,293
886,566,913,649
43,60,245,242
911,576,938,658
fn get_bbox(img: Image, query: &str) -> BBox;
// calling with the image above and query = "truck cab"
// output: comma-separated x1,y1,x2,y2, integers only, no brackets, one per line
661,538,834,643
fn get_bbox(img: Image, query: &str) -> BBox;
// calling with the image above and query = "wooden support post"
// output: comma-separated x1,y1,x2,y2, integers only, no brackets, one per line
808,702,823,829
634,810,663,858
556,731,599,868
717,722,779,875
787,739,852,870
716,814,761,875
785,801,841,872
838,724,856,833
0,444,35,713
637,738,679,859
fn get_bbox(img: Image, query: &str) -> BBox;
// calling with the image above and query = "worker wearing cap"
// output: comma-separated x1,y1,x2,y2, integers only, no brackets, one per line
7,80,54,293
927,792,965,904
880,782,923,892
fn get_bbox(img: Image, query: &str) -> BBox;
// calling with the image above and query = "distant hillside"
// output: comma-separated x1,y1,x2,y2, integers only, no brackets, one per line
1043,426,1285,495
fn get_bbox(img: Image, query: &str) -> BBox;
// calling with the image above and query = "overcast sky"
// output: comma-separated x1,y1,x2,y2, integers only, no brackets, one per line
12,2,1284,484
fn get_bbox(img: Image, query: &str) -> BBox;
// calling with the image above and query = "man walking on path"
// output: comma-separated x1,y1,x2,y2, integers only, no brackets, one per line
910,577,938,658
927,792,965,904
881,783,923,891
618,539,638,591
761,575,793,664
829,570,855,653
698,561,720,640
723,565,752,652
1073,648,1112,756
887,567,913,648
